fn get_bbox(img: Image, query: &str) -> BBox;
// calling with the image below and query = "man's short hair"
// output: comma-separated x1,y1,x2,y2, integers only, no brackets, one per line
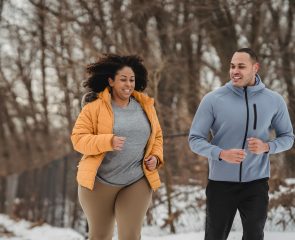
236,48,259,63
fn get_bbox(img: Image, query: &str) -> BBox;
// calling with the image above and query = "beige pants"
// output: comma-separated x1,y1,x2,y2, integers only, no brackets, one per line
78,177,153,240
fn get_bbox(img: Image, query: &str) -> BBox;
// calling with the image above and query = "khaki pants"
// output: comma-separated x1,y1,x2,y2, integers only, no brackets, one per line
78,177,152,240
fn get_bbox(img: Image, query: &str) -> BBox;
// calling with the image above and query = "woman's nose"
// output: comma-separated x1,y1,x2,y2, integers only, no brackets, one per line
125,80,132,86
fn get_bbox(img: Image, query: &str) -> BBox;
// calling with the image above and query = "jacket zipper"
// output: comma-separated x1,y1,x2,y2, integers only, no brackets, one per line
253,104,257,130
240,87,249,182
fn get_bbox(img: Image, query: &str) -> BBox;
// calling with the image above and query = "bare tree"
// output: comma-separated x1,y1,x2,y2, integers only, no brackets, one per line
0,0,294,232
266,0,295,175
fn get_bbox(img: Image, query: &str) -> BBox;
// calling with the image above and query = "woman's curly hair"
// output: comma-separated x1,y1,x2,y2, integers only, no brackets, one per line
83,54,148,93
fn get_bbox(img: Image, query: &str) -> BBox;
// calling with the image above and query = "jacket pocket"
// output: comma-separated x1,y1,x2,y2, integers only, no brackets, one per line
253,104,257,130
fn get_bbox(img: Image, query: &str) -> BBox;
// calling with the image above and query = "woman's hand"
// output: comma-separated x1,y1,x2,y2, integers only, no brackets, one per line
144,155,158,171
112,136,126,151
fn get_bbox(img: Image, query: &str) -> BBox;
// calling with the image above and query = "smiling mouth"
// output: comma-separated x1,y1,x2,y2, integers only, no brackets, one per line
122,89,132,93
232,76,242,81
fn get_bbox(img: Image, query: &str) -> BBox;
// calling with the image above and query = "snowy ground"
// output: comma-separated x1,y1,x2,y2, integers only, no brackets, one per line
0,214,294,240
1,179,294,239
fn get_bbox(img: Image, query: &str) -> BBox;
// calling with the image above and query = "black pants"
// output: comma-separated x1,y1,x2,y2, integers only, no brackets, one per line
205,178,269,240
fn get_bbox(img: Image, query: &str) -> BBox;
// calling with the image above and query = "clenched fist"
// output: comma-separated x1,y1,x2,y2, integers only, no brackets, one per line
144,155,158,171
247,137,269,154
112,136,126,151
219,149,247,164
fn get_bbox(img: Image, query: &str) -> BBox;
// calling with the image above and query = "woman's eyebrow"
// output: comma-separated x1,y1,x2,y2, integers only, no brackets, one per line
120,75,135,77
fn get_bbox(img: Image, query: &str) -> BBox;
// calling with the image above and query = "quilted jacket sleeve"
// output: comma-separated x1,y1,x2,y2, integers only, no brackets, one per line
71,104,114,155
150,106,164,168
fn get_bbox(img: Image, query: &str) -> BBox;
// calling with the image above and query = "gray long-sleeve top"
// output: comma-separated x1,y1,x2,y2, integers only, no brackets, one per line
97,97,151,186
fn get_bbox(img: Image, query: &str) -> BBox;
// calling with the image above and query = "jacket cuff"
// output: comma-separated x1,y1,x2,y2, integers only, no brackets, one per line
155,156,160,167
211,147,223,161
151,154,162,168
267,142,276,154
101,134,114,152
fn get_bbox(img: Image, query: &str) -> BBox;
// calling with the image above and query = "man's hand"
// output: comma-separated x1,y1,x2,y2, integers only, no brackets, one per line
247,137,269,154
144,155,158,171
219,149,247,164
112,136,126,151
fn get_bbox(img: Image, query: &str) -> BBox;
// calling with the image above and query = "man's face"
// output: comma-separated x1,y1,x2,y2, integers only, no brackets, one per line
229,52,259,87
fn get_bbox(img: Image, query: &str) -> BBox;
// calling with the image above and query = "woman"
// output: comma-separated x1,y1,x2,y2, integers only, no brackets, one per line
71,54,163,240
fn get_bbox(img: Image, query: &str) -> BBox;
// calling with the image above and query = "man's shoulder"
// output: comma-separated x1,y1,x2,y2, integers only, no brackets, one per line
257,87,288,110
205,85,230,99
199,86,230,108
261,87,284,101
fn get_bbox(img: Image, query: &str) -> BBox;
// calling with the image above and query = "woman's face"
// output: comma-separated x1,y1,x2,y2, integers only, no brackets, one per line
108,66,135,105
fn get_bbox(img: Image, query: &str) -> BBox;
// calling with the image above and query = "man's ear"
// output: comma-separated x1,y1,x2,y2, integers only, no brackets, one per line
254,63,260,73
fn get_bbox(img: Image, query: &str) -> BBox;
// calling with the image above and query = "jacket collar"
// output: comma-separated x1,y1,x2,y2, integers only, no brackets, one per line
225,74,265,97
98,87,154,106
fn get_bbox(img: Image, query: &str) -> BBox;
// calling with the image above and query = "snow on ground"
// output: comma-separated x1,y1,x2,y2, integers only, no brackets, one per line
142,231,295,240
1,214,295,240
149,180,295,233
0,179,294,239
0,214,83,240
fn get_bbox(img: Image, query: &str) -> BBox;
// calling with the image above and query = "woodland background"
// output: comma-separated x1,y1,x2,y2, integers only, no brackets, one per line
0,0,294,235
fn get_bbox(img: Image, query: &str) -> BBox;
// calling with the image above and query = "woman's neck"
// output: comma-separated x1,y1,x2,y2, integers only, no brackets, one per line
111,96,130,108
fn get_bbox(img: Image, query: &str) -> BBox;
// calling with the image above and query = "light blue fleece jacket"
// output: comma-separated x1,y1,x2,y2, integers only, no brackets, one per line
189,75,294,182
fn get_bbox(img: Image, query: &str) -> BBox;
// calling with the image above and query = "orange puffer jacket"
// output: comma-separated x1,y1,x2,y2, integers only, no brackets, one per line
71,88,164,191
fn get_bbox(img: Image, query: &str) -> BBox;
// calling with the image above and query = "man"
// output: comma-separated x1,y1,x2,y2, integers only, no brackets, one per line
188,48,294,240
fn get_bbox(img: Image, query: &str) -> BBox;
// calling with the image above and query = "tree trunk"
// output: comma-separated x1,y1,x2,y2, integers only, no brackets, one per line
0,176,6,213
